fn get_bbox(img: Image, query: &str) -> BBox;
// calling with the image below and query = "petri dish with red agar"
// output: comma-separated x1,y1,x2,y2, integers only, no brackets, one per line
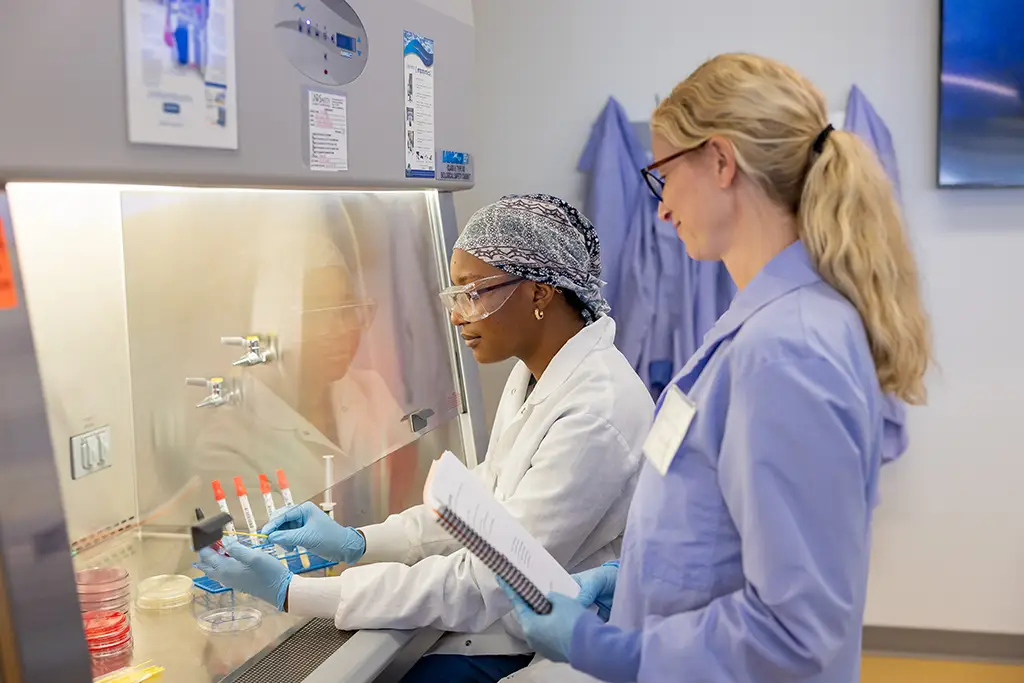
82,610,134,677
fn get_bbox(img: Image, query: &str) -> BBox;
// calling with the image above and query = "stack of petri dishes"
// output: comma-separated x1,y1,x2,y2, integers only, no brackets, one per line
82,609,134,677
77,567,131,616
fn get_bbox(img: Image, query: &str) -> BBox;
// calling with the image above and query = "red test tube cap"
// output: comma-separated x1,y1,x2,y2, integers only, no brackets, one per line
212,480,227,501
276,469,290,491
258,473,272,495
233,476,247,497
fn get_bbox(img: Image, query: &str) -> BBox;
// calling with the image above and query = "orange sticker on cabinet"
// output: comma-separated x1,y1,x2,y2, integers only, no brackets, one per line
0,216,18,309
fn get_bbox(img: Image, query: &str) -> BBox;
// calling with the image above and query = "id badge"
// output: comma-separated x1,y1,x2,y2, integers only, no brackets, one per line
642,386,697,476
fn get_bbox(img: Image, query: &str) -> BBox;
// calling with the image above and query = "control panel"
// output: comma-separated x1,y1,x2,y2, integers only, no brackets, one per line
274,0,369,87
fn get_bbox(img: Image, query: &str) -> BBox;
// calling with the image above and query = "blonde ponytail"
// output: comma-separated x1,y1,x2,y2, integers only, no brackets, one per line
800,130,930,404
652,53,930,404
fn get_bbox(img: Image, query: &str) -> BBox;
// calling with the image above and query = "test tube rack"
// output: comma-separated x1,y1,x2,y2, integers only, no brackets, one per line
192,537,338,595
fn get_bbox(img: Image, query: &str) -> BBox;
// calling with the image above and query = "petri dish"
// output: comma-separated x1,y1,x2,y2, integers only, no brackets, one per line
76,567,130,595
79,596,131,612
83,610,126,628
90,637,134,678
136,574,193,610
87,626,132,651
80,591,131,608
196,606,263,634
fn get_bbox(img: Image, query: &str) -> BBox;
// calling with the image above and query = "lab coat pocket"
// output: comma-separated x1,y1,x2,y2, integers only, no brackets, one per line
631,436,722,604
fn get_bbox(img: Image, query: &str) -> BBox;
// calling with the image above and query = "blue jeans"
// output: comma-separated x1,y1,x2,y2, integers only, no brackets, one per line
399,654,533,683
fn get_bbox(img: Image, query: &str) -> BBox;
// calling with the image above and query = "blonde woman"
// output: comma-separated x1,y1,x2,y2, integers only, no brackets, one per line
502,54,930,683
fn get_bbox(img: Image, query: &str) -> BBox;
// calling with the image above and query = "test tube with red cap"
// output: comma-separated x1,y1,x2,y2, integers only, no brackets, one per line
211,480,237,536
258,474,277,518
276,469,296,507
259,474,289,565
233,476,259,536
276,469,311,568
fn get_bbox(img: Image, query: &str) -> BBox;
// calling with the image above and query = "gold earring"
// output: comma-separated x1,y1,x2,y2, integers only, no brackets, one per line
534,309,544,321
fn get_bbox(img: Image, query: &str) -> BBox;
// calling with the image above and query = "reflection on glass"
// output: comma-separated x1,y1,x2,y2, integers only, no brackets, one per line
121,190,460,525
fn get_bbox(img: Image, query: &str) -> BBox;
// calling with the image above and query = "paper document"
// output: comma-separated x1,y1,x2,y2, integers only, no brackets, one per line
424,451,579,599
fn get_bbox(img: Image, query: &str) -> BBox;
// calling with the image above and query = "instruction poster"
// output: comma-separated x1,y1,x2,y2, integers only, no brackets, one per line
308,91,349,172
123,0,239,149
403,30,435,178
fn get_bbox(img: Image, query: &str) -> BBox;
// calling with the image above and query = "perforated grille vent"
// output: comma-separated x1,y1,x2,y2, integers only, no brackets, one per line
228,619,353,683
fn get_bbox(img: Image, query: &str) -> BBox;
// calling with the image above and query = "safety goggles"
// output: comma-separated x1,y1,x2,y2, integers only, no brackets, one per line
438,275,524,323
301,301,378,335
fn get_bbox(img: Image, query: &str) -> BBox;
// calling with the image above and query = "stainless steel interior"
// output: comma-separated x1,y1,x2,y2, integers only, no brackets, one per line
5,183,473,682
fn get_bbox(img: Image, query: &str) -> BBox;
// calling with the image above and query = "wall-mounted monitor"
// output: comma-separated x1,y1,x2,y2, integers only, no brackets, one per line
938,0,1024,187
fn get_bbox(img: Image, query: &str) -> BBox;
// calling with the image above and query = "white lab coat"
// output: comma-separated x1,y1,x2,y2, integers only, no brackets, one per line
287,316,654,658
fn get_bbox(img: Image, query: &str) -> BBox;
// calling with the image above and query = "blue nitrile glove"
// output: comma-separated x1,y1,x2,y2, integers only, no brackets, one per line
572,563,618,622
196,542,292,611
261,501,366,564
498,578,587,664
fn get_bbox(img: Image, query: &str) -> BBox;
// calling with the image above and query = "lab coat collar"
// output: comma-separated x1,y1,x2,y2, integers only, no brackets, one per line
678,241,820,381
719,239,820,333
525,316,617,406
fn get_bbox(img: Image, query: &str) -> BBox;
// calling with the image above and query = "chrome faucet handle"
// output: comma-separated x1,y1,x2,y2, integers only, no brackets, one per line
221,335,276,366
220,337,249,347
185,376,238,408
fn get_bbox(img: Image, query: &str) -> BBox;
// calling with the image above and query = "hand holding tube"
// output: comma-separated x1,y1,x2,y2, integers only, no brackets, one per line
261,501,366,564
196,542,292,610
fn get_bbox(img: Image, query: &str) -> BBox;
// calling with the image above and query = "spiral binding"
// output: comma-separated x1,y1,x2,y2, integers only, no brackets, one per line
435,505,552,615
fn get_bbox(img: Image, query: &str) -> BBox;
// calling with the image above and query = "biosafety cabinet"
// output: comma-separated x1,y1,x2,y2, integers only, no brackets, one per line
0,1,485,681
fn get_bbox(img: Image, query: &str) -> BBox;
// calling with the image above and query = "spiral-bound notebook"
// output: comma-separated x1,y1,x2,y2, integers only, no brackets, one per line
423,451,580,614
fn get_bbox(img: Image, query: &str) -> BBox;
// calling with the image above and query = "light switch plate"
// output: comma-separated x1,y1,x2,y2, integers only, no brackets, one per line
70,426,112,480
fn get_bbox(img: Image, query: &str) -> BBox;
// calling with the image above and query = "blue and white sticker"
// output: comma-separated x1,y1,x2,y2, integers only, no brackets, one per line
438,150,473,182
404,30,435,179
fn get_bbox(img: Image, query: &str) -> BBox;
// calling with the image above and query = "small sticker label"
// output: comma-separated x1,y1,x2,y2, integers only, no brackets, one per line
438,150,473,182
308,90,349,172
0,217,18,310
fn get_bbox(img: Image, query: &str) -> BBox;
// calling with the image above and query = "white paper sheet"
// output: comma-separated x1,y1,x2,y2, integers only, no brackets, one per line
308,91,349,172
424,451,580,599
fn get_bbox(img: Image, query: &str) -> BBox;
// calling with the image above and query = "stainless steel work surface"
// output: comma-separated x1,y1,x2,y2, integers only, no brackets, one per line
72,524,442,683
75,533,307,682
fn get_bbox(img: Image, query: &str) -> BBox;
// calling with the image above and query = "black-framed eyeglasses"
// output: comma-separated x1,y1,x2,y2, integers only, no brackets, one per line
641,141,708,202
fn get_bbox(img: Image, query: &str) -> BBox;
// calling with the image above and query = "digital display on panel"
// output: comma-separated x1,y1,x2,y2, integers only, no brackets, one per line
336,33,356,51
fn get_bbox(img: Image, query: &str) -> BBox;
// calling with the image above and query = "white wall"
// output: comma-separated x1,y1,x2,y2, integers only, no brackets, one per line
456,0,1024,634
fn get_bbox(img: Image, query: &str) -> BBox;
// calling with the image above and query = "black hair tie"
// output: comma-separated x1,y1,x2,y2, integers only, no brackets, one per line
812,124,834,154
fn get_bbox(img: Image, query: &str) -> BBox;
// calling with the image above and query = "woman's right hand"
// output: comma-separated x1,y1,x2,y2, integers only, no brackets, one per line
572,563,618,622
261,501,366,564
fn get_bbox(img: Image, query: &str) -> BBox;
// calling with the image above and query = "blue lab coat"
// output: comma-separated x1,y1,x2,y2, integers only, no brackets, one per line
579,98,735,400
569,241,909,683
842,85,909,461
844,85,902,201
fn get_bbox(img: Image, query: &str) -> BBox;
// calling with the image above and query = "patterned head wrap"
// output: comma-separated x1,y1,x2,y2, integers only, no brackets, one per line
454,193,610,324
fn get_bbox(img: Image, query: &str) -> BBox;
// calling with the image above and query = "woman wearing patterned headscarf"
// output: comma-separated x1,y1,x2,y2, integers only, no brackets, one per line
199,194,653,683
